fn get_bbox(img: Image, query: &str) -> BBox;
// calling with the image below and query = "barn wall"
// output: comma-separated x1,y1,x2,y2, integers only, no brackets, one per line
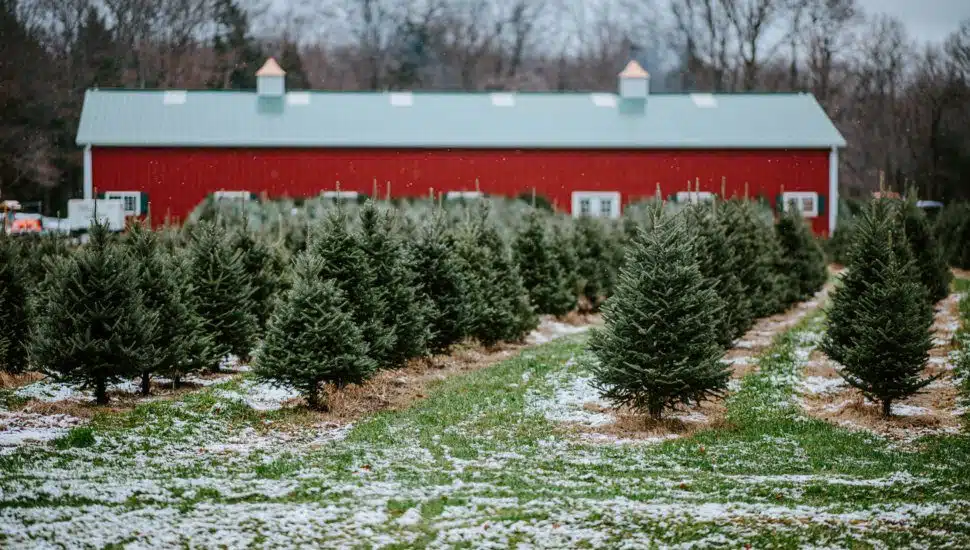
91,147,833,234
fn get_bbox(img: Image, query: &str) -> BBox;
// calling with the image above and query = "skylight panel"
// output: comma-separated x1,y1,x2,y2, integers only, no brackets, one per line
591,93,617,108
690,93,718,108
389,92,413,107
286,92,310,105
490,93,515,107
163,91,187,105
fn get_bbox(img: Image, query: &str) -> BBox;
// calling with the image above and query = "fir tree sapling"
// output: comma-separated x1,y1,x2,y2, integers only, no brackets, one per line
254,252,376,410
775,206,828,304
588,205,729,420
513,210,575,316
684,202,752,346
573,216,611,311
821,199,936,417
550,222,581,312
357,203,432,367
30,222,158,404
229,226,283,332
185,221,258,369
899,193,952,304
719,199,786,318
411,212,471,354
0,233,31,373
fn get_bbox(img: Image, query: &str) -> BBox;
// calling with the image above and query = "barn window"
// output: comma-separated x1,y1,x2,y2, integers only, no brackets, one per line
104,192,143,216
782,191,819,218
675,191,715,203
572,192,621,219
321,191,359,199
213,191,253,201
445,191,483,200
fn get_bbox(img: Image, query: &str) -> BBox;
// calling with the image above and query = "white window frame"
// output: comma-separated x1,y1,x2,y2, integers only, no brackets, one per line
572,191,621,219
445,191,483,200
213,190,252,201
321,190,359,199
103,191,142,216
782,191,819,218
675,191,715,203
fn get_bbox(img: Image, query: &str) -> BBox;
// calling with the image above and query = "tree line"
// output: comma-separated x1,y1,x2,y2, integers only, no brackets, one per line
1,0,969,214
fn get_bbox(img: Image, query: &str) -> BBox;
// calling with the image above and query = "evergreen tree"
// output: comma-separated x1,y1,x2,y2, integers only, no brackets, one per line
775,206,828,304
228,226,281,332
124,222,213,394
513,210,575,316
821,199,936,417
684,202,752,346
168,247,220,384
550,222,581,311
280,39,310,89
30,222,157,404
356,202,432,367
719,199,786,318
411,211,471,354
308,208,393,366
900,193,952,304
573,216,611,311
589,206,729,420
185,221,258,368
0,233,30,373
211,0,264,89
254,252,376,410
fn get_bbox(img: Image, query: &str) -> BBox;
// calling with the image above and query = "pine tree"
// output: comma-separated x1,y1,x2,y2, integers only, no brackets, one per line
775,206,828,304
228,226,282,332
589,205,729,420
185,221,258,368
411,211,471,354
550,222,581,312
820,199,936,417
900,193,952,304
719,199,786,318
356,202,432,367
573,216,611,311
684,202,752,346
308,208,393,367
30,222,158,404
124,222,213,394
0,233,30,373
513,210,575,316
254,252,376,410
168,247,220,384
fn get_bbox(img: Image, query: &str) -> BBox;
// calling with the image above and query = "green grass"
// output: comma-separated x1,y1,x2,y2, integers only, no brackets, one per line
3,313,970,547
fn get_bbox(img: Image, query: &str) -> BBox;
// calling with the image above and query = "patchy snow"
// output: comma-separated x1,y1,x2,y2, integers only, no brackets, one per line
577,432,681,446
0,412,85,453
526,371,613,427
215,379,301,411
526,319,590,345
798,376,846,395
891,404,931,417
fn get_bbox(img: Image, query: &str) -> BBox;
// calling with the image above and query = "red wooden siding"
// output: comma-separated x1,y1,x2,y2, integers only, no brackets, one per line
91,147,832,234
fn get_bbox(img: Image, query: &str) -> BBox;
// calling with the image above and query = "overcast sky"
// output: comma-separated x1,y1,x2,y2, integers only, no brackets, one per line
860,0,970,43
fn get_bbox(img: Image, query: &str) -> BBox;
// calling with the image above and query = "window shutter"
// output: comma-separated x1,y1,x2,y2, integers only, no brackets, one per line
775,194,783,212
667,194,677,203
818,194,826,215
140,192,149,216
96,192,105,199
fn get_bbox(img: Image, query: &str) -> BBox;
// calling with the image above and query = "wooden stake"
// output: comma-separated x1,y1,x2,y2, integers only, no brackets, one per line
531,187,536,208
386,181,391,201
475,178,481,194
429,187,435,202
721,176,726,198
373,178,378,199
695,177,701,203
656,182,663,204
744,181,749,199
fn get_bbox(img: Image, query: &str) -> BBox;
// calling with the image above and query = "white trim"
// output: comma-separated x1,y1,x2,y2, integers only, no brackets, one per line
571,191,621,219
213,190,252,201
782,191,819,218
321,190,359,199
675,191,714,203
103,191,142,216
83,145,92,199
445,191,483,199
829,147,839,234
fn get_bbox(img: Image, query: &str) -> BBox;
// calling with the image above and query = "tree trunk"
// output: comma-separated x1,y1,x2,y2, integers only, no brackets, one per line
882,398,892,418
141,372,151,396
95,377,109,405
173,373,181,389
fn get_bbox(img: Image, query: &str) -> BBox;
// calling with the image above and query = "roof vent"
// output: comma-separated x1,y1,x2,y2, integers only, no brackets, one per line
286,92,310,106
256,58,286,97
591,93,617,108
163,91,187,105
490,93,515,107
691,93,718,108
618,60,649,100
389,92,413,107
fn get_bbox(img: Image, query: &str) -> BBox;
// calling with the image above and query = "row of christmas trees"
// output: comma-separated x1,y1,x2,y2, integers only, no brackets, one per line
589,198,829,419
0,200,630,407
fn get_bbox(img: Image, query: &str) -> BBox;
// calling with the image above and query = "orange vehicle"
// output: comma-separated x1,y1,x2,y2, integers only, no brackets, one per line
9,218,42,235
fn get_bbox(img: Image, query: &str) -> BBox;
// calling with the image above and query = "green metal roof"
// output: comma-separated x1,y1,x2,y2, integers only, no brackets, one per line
75,89,847,149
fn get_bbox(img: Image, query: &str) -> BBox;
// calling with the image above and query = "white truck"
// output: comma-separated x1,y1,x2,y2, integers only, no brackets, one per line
67,199,127,233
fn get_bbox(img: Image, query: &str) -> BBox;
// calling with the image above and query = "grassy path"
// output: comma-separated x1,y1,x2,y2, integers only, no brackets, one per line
3,308,970,548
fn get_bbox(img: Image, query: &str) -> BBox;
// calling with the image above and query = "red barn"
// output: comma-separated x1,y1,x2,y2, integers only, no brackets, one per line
76,58,846,235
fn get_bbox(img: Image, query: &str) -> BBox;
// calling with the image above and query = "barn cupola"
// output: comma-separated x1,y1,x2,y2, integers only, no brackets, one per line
617,60,649,114
256,58,286,97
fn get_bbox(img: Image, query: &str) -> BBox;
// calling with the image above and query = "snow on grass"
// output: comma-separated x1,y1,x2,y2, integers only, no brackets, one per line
526,319,591,345
798,375,847,395
0,412,85,453
525,357,613,427
891,404,932,417
214,379,301,411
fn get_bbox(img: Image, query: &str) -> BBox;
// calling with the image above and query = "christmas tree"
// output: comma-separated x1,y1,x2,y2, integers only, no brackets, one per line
719,199,786,318
550,222,581,312
899,192,952,304
588,205,729,420
254,251,376,410
821,198,935,417
0,233,30,373
572,216,611,311
308,208,393,367
185,221,258,368
30,221,158,404
774,206,828,304
684,202,752,346
228,226,283,332
356,202,432,367
410,211,471,354
513,210,575,316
